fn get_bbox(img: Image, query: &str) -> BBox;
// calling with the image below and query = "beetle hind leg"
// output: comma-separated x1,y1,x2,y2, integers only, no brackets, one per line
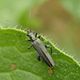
36,53,41,61
37,55,41,61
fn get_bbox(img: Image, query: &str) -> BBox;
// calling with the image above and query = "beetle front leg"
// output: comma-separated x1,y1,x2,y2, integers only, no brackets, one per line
38,35,44,41
37,35,41,39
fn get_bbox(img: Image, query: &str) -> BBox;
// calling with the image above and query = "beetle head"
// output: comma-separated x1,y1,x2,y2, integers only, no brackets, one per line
27,29,37,41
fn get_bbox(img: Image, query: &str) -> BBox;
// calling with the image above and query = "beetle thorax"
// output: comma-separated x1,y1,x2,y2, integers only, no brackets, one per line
28,32,36,41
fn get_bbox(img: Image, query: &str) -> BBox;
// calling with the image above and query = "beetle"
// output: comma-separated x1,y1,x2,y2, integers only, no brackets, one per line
27,30,55,68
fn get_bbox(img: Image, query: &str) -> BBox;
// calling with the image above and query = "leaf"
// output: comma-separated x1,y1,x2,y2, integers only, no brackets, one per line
0,29,80,80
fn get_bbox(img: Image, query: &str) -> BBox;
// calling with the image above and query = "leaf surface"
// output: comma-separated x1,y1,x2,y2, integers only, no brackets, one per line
0,29,80,80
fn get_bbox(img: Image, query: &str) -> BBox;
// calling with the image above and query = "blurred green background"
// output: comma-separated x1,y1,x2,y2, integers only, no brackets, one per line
0,0,80,63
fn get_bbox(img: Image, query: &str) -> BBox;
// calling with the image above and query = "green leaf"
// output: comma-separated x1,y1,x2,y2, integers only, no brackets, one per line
0,29,80,80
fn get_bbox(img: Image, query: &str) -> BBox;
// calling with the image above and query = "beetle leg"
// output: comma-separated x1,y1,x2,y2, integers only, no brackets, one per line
27,40,31,41
38,35,41,39
37,55,41,61
36,53,41,61
28,45,33,49
35,33,38,37
38,35,45,41
50,47,53,54
33,32,38,37
45,45,53,54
